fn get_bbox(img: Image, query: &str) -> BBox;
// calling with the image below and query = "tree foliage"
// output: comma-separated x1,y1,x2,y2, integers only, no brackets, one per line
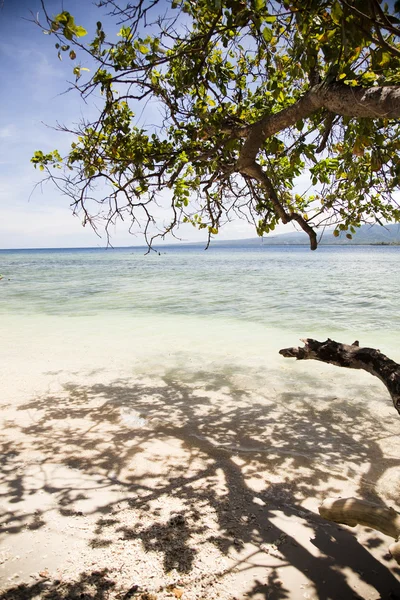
32,0,400,248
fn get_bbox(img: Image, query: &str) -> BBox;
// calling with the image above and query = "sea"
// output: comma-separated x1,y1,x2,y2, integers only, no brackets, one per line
1,243,399,335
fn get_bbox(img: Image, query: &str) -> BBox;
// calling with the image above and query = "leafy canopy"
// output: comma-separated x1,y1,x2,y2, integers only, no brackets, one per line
32,0,400,248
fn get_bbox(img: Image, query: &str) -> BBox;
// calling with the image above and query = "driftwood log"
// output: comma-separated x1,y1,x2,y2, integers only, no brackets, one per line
320,498,400,565
279,338,400,563
279,338,400,415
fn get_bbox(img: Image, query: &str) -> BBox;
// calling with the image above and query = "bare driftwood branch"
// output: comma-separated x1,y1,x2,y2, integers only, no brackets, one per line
279,338,400,415
319,498,400,565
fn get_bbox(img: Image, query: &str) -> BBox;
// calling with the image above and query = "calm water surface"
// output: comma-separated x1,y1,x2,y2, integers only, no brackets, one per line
0,245,398,336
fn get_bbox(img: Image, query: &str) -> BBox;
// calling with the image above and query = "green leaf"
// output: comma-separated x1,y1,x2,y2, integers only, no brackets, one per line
362,71,377,83
54,12,70,24
379,52,392,67
331,1,343,25
73,25,87,38
262,27,273,43
117,26,131,39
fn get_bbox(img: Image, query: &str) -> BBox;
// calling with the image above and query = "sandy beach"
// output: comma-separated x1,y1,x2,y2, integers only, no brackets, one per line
1,313,400,599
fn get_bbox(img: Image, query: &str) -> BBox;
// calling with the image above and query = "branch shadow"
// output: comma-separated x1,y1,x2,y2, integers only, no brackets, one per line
1,365,400,599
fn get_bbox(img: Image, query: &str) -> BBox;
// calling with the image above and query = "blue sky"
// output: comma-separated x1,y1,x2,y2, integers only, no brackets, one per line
0,0,294,248
0,0,107,248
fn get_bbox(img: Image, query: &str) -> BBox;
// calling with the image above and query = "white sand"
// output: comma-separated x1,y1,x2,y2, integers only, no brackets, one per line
1,314,400,599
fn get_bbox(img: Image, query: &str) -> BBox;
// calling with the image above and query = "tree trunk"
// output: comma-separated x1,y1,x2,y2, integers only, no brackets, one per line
319,498,400,565
279,338,400,415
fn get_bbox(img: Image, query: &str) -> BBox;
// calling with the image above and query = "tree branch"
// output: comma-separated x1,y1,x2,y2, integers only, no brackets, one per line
279,338,400,415
237,88,322,169
237,83,400,170
239,163,318,250
316,112,336,153
320,82,400,118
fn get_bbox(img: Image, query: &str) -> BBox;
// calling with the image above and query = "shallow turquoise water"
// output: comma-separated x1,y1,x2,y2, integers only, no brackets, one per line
1,245,399,339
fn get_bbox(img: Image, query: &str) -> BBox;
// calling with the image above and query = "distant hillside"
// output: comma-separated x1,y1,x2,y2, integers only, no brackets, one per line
211,224,400,247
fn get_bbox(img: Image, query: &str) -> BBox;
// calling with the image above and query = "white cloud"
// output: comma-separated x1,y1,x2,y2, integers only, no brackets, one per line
0,125,15,139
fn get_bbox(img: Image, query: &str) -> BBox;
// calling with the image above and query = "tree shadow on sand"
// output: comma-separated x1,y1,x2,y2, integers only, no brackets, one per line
1,365,400,599
0,569,118,600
